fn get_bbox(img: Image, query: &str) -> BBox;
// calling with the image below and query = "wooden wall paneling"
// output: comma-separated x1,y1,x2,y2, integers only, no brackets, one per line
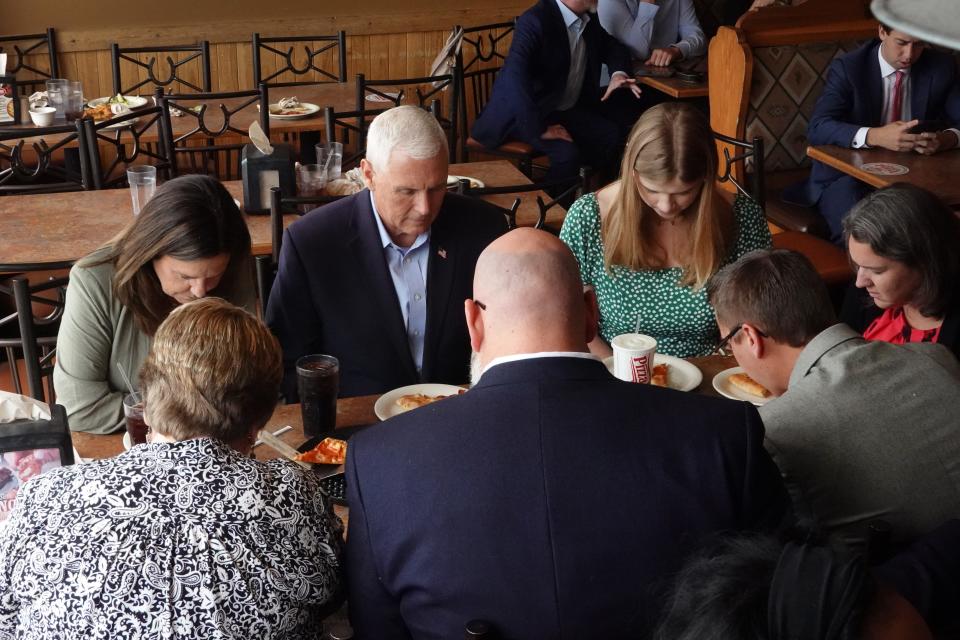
74,51,102,100
406,32,428,78
95,49,114,99
387,34,408,79
213,43,240,93
236,41,254,91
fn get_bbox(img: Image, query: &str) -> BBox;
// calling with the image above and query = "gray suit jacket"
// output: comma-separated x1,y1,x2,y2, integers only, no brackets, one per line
759,324,960,546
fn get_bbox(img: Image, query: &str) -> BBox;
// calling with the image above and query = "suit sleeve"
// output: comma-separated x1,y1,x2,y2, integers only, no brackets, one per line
598,0,656,60
345,443,411,640
739,402,792,530
265,228,323,402
936,55,960,129
497,12,549,144
807,58,863,148
675,0,706,59
599,20,633,77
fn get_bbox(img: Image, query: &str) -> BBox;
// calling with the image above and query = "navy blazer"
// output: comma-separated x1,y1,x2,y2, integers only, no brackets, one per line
346,357,790,639
798,40,960,205
265,190,507,399
471,0,632,148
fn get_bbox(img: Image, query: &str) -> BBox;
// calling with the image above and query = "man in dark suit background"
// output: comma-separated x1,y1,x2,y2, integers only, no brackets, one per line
266,106,508,398
471,0,643,185
345,228,790,639
792,23,960,243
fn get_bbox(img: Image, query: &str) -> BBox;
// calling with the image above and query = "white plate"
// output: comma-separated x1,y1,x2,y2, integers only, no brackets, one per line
122,431,131,450
86,95,149,109
267,102,321,119
603,354,703,392
447,175,485,189
374,383,465,421
712,367,772,406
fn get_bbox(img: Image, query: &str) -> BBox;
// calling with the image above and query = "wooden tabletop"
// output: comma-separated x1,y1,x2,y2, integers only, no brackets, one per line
0,160,559,271
637,75,708,99
71,354,737,462
806,145,960,204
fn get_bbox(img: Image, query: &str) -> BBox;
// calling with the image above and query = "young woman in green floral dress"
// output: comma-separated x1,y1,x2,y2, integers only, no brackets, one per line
559,102,771,358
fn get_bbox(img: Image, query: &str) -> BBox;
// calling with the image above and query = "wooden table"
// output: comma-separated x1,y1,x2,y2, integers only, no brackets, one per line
806,145,960,204
637,75,708,99
0,160,558,271
71,354,736,462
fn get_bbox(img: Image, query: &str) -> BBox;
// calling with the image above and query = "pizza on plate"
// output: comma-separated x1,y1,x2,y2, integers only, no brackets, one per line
295,437,347,465
729,372,771,398
396,389,465,411
651,363,669,388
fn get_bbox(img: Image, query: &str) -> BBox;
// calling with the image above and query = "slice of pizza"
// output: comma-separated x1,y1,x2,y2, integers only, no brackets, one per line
729,372,771,398
295,437,348,465
651,363,670,388
396,389,465,412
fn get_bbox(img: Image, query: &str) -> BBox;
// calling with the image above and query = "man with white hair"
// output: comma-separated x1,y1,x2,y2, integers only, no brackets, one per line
267,106,508,398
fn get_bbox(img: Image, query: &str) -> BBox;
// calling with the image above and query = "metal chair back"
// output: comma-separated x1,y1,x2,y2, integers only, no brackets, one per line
80,105,173,189
0,274,68,403
110,41,211,96
158,85,270,181
0,122,90,195
252,31,347,87
0,28,59,92
461,167,588,230
713,130,765,210
455,21,514,160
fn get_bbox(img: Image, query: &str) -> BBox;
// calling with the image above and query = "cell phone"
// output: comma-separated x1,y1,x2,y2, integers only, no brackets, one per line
907,120,945,134
318,472,347,506
633,64,675,78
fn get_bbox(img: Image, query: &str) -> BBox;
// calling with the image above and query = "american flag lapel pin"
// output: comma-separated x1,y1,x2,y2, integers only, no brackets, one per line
438,248,447,259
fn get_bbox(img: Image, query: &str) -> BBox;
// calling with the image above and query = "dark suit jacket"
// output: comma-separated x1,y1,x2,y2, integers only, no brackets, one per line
839,284,960,360
346,357,790,639
795,40,960,206
265,190,507,399
470,0,632,148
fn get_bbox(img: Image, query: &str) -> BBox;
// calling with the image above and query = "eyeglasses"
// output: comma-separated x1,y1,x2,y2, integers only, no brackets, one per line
474,299,486,311
715,324,767,357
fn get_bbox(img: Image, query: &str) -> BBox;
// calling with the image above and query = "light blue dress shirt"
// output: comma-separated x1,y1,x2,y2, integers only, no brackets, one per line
598,0,706,61
370,192,430,373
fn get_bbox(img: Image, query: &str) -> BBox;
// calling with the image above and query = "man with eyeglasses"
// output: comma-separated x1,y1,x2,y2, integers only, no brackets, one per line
345,228,788,639
708,248,960,548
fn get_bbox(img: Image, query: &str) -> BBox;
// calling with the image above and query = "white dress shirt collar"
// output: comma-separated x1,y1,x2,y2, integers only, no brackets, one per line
555,0,590,28
877,45,909,79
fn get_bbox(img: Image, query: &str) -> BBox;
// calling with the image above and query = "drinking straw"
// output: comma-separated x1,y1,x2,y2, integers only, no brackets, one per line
634,311,642,334
116,362,137,397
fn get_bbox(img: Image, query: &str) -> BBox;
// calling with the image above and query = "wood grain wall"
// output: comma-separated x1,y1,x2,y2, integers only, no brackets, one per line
6,5,526,99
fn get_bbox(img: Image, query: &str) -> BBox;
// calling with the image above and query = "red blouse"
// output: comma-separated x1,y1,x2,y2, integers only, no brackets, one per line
863,306,942,345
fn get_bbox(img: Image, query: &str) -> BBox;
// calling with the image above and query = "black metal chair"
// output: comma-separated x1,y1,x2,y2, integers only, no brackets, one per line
0,122,90,195
80,105,173,189
0,28,59,93
713,129,765,209
456,21,545,177
252,31,347,88
157,85,269,181
356,71,461,162
110,41,211,96
0,274,68,403
461,167,588,231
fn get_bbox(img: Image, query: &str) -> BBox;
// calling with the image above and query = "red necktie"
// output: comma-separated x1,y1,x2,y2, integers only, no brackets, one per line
890,70,905,123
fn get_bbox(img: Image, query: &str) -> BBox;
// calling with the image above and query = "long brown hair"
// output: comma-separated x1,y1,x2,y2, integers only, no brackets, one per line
602,102,732,288
93,175,252,335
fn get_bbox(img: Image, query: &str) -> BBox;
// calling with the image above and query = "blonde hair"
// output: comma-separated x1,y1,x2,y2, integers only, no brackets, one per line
602,102,732,288
139,297,282,442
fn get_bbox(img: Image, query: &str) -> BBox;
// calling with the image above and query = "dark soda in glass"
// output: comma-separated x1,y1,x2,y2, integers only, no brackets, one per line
296,355,339,437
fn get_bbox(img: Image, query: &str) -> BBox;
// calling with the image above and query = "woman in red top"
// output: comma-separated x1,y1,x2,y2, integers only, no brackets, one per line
840,184,960,359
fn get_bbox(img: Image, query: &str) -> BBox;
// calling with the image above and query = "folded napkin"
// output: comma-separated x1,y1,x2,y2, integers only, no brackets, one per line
277,96,301,109
365,92,400,103
0,390,51,423
326,168,365,196
28,91,49,109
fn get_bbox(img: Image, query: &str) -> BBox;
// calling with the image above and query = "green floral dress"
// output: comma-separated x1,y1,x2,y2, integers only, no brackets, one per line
559,192,771,357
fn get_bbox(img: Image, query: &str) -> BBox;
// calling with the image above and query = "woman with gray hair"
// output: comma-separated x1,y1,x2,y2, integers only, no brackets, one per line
841,183,960,359
0,298,343,640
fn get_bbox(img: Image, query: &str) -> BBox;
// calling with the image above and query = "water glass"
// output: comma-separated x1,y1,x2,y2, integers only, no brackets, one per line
127,165,157,216
315,142,344,181
65,81,84,121
123,392,148,446
45,79,70,121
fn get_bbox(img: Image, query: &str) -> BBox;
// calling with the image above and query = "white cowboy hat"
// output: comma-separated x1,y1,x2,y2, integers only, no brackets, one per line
871,0,960,50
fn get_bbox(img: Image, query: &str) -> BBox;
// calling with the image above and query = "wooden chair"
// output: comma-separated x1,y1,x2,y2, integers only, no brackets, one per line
356,71,460,162
714,130,765,209
0,274,68,403
157,85,269,181
0,122,90,195
456,20,545,178
0,28,59,93
252,31,347,87
111,41,211,96
80,105,173,189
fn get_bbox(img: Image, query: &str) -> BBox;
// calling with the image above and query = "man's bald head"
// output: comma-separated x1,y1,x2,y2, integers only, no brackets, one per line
467,229,596,365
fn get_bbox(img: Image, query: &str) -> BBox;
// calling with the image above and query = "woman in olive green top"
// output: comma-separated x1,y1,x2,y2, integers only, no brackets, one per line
559,103,771,358
54,175,257,433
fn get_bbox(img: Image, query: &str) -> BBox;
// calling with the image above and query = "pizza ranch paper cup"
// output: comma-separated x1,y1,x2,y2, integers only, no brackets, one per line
612,333,657,383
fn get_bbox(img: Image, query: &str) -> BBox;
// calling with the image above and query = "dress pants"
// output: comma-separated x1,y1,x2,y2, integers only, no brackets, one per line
817,175,872,245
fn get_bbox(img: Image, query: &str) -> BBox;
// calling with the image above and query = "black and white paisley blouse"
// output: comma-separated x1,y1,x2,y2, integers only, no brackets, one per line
0,438,343,640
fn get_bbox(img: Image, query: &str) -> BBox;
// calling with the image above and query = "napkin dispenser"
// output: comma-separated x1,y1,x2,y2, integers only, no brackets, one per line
241,142,295,214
